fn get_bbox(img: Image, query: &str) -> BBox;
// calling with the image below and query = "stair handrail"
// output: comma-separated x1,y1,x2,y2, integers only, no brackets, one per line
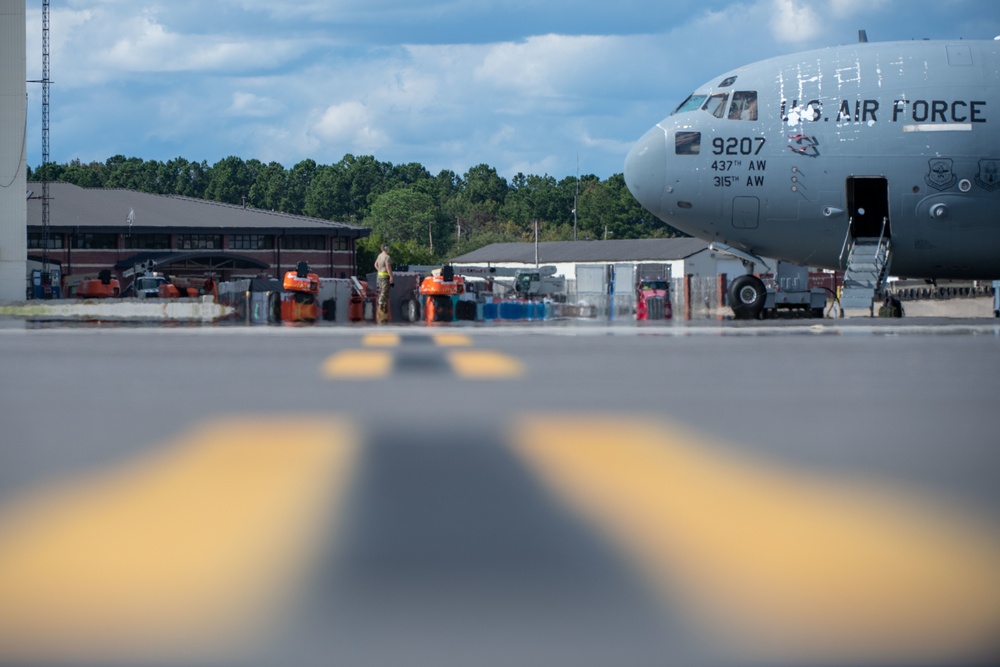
876,216,888,254
839,218,854,268
874,216,892,294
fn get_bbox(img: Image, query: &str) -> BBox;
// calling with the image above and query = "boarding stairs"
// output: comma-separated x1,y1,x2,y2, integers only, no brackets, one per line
840,221,892,313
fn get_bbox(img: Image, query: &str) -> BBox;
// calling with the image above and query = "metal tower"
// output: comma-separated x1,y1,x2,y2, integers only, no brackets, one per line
41,0,50,274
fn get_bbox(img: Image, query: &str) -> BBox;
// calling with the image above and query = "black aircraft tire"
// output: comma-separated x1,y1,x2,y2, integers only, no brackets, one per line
404,298,421,323
728,274,766,320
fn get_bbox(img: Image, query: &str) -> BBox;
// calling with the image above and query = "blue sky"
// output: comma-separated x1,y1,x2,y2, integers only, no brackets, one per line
23,0,1000,180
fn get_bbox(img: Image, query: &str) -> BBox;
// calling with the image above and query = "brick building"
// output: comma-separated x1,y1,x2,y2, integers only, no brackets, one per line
26,183,369,294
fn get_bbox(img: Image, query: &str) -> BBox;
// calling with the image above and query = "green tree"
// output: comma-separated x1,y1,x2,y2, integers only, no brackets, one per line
282,159,317,215
205,156,253,205
339,154,394,220
248,161,288,212
60,159,104,188
304,164,345,220
461,163,508,213
105,156,160,192
366,187,438,249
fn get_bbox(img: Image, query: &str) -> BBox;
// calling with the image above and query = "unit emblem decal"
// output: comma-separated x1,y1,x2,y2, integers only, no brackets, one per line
787,134,820,158
975,159,1000,191
925,158,956,191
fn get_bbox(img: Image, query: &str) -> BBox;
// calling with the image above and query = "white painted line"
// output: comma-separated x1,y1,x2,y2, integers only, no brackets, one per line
903,124,973,132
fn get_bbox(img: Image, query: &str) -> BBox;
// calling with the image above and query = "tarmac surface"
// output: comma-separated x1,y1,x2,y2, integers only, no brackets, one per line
1,316,999,666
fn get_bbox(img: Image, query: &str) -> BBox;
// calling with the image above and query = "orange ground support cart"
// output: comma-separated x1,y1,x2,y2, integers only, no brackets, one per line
280,262,321,323
76,270,120,298
419,268,466,322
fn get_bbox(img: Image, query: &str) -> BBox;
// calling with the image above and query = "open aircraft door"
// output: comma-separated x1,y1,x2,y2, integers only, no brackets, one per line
841,177,894,311
846,177,891,240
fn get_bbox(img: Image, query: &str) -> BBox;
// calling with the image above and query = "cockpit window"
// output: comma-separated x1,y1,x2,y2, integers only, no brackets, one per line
672,94,706,115
702,93,729,118
719,76,737,87
728,91,758,120
675,131,701,155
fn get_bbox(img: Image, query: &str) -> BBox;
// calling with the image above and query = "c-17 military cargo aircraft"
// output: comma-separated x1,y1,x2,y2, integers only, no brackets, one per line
624,34,1000,318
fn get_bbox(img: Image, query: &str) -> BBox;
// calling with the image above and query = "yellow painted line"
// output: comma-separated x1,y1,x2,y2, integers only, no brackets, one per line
323,350,393,379
362,333,400,347
433,333,473,347
511,416,1000,664
0,417,359,665
448,350,523,379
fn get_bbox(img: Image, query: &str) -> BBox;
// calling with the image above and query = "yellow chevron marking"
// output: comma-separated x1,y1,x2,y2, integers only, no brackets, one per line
0,418,359,665
448,350,523,379
323,350,393,379
432,333,473,347
511,416,1000,664
362,333,401,347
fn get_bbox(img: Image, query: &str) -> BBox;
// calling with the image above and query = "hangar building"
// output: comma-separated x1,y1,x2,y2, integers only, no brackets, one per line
26,182,369,296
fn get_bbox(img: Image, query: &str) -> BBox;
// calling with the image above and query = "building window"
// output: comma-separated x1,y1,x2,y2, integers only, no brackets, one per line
177,234,222,250
229,234,274,250
27,232,63,249
125,233,171,250
333,237,350,251
282,235,325,250
73,233,117,249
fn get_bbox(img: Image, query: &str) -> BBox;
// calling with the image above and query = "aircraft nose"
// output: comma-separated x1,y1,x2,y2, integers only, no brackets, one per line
624,124,667,217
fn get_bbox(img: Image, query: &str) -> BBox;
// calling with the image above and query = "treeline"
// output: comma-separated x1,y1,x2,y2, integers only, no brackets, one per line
29,154,680,264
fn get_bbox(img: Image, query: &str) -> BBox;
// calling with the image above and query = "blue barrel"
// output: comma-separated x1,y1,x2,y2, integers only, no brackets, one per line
482,302,498,320
499,301,522,320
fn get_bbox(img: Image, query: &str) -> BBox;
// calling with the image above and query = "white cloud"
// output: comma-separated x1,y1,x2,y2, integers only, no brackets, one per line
474,34,627,102
22,0,991,180
770,0,822,44
768,0,895,44
829,0,890,18
228,92,284,118
93,12,307,73
312,101,388,153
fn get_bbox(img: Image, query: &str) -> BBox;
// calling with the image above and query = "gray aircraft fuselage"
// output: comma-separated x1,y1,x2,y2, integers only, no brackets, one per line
624,39,1000,280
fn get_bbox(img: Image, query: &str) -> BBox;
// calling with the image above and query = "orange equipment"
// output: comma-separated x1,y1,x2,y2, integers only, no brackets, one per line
158,283,199,298
76,270,120,298
348,277,367,322
418,267,465,322
157,275,215,299
280,262,321,323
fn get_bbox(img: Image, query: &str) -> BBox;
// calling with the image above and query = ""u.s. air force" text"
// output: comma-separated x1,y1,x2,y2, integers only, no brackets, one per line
781,99,987,124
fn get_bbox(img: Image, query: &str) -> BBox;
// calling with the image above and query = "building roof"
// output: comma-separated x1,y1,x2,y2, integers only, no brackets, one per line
450,238,710,264
26,182,369,236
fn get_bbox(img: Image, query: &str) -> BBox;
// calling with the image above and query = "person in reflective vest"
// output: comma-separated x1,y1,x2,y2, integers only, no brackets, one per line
374,243,393,323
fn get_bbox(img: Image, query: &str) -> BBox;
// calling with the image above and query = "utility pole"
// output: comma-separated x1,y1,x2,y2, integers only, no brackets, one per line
573,155,579,242
534,219,539,267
